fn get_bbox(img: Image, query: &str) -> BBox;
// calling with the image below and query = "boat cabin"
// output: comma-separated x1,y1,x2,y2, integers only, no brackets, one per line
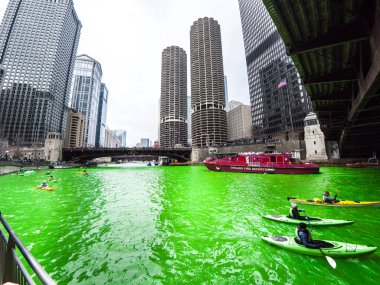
216,152,298,166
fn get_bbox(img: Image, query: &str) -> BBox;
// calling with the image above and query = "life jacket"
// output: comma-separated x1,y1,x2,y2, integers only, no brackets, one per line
289,208,294,217
290,207,300,219
295,228,301,242
296,228,311,244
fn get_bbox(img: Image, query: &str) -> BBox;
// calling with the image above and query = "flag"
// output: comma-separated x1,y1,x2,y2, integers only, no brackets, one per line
278,78,287,88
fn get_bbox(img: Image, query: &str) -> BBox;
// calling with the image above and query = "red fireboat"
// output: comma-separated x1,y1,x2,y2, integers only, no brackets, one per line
203,151,319,174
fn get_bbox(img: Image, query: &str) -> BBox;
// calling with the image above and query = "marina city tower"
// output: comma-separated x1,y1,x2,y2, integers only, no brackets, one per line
0,0,81,146
190,17,227,148
160,46,188,148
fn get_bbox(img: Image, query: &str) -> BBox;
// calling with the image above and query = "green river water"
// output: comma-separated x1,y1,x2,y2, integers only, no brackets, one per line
0,165,379,284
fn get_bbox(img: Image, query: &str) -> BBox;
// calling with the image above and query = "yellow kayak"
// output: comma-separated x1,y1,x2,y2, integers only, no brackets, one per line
288,197,380,207
36,186,54,191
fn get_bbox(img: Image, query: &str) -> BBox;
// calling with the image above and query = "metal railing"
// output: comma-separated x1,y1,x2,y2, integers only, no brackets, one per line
0,212,56,285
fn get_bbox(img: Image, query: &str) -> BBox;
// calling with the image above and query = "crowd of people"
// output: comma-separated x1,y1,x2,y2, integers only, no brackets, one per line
224,138,281,147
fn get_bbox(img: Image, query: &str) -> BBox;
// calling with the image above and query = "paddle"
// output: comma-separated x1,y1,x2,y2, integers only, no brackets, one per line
306,218,337,269
287,197,297,201
319,248,336,269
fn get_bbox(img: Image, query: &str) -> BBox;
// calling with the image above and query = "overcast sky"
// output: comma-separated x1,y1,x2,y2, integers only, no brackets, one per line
0,0,250,146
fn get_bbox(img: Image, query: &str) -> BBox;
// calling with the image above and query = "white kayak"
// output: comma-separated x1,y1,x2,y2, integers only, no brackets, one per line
261,236,377,257
262,214,354,226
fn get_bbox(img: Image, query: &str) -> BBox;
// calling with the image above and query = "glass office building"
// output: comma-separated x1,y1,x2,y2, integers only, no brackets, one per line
140,138,149,148
238,0,312,141
160,46,188,148
69,54,102,147
0,0,81,146
190,17,227,148
95,83,108,147
112,130,127,147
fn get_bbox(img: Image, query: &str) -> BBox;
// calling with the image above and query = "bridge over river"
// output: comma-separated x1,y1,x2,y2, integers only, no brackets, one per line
263,0,380,157
62,147,192,162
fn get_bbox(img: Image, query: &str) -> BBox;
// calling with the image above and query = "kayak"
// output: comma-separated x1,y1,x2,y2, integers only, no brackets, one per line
262,215,354,226
261,236,377,257
288,198,380,207
19,170,36,176
37,186,54,191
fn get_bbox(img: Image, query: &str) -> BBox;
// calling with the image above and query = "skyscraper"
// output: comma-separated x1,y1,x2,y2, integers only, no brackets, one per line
160,46,188,148
112,130,127,147
0,0,81,146
140,138,149,148
95,83,108,147
69,54,102,147
190,17,227,148
238,0,312,141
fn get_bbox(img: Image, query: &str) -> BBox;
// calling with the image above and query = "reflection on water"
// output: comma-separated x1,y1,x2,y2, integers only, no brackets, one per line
101,162,155,168
0,166,379,284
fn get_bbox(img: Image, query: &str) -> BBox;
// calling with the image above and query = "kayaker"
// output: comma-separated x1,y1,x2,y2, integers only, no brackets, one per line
48,175,55,181
83,170,89,176
323,191,339,203
39,181,48,188
295,222,320,249
289,203,307,220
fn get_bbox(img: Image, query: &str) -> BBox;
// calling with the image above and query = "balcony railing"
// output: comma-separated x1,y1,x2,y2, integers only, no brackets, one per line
0,212,56,285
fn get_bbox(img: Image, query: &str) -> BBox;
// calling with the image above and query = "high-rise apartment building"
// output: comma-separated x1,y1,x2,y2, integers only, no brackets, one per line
190,17,227,148
0,0,81,146
65,109,84,148
159,46,188,148
238,0,312,141
69,54,102,147
95,83,108,147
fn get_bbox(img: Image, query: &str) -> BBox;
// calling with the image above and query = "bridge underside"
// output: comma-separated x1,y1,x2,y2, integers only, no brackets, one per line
263,0,380,157
62,148,192,162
